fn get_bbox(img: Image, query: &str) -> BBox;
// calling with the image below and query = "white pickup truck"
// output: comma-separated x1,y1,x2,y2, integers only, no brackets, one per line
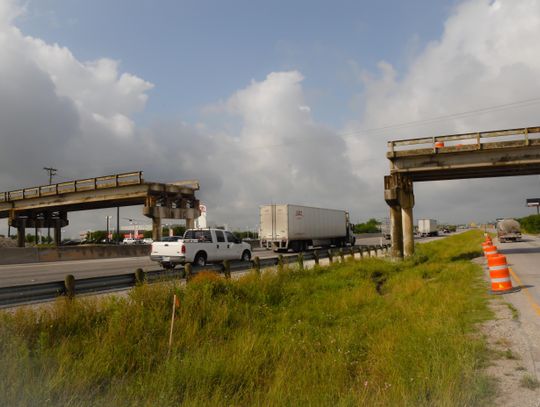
150,228,252,269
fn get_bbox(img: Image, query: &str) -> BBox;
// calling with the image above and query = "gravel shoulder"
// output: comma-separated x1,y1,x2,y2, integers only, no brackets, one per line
477,257,540,407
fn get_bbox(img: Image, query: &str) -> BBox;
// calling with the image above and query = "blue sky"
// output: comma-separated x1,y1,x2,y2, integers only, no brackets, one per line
2,0,540,236
18,0,456,126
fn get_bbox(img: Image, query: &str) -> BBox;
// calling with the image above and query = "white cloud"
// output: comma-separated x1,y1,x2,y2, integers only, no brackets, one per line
344,0,540,223
2,0,540,237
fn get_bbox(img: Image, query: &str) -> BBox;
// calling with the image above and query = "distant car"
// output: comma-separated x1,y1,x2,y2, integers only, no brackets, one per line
142,238,153,244
122,238,137,245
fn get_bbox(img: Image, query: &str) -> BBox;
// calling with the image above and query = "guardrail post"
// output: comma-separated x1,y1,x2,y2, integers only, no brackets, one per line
277,255,284,273
298,252,304,271
339,248,345,263
184,263,193,282
349,247,355,260
64,274,76,299
135,268,145,285
253,256,261,274
359,247,364,259
223,260,231,279
328,249,334,264
313,250,319,265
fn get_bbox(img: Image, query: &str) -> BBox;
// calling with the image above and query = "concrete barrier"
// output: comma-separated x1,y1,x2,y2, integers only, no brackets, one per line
0,245,151,265
0,248,40,265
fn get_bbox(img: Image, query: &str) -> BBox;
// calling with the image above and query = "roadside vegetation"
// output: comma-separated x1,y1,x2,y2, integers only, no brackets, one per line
518,214,540,234
353,218,381,233
0,231,494,406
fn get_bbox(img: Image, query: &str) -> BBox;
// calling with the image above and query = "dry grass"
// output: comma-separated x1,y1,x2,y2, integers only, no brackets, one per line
0,231,494,406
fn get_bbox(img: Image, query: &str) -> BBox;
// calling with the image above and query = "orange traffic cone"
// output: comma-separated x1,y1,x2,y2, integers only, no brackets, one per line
487,254,520,294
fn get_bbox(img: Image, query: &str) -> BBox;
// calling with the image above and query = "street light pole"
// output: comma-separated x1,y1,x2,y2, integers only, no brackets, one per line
43,167,57,244
106,216,112,243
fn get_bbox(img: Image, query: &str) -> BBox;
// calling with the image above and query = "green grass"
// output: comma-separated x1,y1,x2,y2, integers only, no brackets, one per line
0,231,494,406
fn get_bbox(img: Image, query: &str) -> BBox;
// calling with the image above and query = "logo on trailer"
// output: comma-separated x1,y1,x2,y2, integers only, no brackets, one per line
295,210,303,219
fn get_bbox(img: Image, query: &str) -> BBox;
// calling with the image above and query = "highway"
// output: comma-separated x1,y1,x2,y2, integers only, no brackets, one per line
0,233,448,288
496,235,540,380
499,235,540,307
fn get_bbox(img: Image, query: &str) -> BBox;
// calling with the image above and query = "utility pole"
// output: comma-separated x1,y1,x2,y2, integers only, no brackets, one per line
43,167,57,185
43,167,57,243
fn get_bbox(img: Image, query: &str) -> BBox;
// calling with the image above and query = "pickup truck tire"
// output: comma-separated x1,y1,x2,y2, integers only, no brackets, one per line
241,250,251,262
194,252,207,267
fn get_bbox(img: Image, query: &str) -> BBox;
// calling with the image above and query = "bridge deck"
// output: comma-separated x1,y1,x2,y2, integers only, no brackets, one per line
0,171,199,219
387,126,540,181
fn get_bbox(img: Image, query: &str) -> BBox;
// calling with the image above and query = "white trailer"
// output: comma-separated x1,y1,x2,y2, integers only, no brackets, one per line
259,204,355,252
418,219,438,237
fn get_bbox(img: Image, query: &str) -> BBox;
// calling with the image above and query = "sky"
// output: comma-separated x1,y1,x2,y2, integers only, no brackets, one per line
1,0,540,238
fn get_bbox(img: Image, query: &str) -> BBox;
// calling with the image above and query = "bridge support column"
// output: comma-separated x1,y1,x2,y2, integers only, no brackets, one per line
152,217,162,242
186,217,195,229
402,206,414,257
17,219,26,248
54,220,62,246
384,174,414,258
400,179,415,257
390,205,403,258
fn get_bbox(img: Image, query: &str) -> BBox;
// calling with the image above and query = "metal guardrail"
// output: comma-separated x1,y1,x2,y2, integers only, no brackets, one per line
0,171,144,203
387,126,540,154
0,245,391,307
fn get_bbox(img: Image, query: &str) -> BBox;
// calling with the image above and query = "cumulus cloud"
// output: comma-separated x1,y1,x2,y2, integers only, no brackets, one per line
0,1,362,234
344,0,540,223
2,0,540,237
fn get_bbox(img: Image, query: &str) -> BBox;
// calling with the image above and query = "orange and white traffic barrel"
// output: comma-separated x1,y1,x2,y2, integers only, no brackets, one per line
483,245,498,258
487,254,520,294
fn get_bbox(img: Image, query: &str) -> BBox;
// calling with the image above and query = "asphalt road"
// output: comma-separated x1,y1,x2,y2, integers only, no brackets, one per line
0,233,448,288
494,235,540,380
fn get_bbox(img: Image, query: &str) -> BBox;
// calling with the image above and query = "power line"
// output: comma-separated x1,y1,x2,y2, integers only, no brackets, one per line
215,96,540,156
339,96,540,138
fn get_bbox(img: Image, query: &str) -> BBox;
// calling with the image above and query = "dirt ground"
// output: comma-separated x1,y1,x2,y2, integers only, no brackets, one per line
478,257,540,407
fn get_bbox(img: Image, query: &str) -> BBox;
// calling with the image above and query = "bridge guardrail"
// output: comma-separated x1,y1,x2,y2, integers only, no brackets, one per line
387,125,540,155
0,171,144,203
0,244,391,307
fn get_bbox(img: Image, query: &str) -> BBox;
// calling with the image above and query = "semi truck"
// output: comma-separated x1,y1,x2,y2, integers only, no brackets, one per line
259,204,355,252
496,219,522,242
418,219,438,237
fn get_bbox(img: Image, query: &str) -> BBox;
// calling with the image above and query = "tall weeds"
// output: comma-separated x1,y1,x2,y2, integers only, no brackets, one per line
0,231,493,406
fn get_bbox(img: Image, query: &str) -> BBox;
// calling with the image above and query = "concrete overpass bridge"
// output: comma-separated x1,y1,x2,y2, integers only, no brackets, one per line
384,126,540,257
0,171,200,246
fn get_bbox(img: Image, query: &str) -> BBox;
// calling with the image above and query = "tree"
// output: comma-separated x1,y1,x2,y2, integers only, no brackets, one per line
353,218,381,234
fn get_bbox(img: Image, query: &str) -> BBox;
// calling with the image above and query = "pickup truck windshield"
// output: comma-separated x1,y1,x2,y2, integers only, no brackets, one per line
183,230,213,243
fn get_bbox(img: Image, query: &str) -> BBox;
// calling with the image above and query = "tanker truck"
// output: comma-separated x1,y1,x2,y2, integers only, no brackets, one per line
496,219,522,242
259,204,355,252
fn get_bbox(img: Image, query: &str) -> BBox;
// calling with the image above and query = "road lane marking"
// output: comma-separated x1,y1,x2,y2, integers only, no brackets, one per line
509,267,540,317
